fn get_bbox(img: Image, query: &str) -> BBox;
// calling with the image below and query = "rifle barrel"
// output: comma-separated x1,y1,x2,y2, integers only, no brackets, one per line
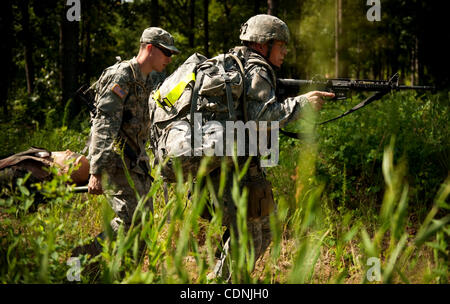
278,78,434,91
278,79,319,86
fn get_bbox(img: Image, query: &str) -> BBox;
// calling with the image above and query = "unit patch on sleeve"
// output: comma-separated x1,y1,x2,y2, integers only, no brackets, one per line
111,83,128,100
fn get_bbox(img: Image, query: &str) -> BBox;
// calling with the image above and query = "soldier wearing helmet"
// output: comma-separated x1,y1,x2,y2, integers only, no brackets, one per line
239,14,290,67
207,15,333,281
239,14,333,107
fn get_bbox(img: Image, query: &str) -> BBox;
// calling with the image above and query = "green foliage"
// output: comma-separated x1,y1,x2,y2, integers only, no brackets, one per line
0,119,88,157
4,0,446,126
1,0,449,284
1,92,449,283
267,90,448,283
0,163,100,283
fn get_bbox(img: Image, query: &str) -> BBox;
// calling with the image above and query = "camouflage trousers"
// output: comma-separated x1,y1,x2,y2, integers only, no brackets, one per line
104,159,153,233
207,160,274,281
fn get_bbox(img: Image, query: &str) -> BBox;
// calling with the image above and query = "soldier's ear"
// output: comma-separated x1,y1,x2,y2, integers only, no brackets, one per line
145,44,154,55
252,42,268,56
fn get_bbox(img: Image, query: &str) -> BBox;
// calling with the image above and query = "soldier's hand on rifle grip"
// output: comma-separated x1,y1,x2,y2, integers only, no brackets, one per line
301,91,335,111
88,173,103,195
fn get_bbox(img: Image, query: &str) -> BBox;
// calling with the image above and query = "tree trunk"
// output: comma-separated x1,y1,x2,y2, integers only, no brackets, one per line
188,0,195,48
410,37,419,85
81,0,91,85
150,0,160,26
291,2,303,77
203,0,209,57
254,0,261,14
0,0,13,115
416,37,423,85
19,0,35,94
267,0,276,16
60,8,79,114
335,0,342,77
222,2,231,54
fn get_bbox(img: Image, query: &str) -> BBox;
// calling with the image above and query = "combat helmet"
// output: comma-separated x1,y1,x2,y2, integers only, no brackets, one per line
240,14,290,44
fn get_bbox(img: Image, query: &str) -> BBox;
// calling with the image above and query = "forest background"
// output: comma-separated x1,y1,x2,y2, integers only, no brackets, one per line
0,0,449,284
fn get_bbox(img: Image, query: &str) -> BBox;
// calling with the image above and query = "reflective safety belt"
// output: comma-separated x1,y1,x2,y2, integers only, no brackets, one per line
154,72,196,108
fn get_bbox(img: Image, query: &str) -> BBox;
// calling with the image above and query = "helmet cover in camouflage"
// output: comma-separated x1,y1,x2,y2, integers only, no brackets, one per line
239,14,290,44
140,27,180,54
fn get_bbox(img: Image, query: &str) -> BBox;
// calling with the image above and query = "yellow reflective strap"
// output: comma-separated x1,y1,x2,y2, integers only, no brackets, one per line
155,90,171,108
164,73,196,107
153,90,161,101
153,90,165,108
154,73,196,108
156,100,164,108
163,97,173,107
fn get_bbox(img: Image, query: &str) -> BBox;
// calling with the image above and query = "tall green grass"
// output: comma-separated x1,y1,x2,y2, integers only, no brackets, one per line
0,91,448,283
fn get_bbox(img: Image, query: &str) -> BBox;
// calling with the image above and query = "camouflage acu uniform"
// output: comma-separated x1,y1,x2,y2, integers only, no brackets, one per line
88,57,154,232
240,45,308,255
208,46,309,280
202,15,311,280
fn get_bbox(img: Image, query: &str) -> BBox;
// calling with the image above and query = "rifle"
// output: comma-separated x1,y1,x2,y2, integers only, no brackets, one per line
276,73,434,137
278,73,434,101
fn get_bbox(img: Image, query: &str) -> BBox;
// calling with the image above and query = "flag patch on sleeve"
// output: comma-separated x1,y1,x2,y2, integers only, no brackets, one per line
111,83,128,99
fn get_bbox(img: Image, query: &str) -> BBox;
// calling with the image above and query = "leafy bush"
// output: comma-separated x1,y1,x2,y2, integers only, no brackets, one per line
0,91,448,283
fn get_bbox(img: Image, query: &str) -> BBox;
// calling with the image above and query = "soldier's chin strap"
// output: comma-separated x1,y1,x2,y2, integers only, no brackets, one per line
266,40,274,62
280,90,390,140
245,41,276,69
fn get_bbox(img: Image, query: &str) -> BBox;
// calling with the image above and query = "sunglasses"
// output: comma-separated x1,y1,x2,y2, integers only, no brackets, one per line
154,45,173,57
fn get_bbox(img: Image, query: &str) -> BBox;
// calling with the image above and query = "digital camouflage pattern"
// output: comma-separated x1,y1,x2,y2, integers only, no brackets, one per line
89,57,152,175
88,57,154,232
207,46,309,280
239,14,290,44
140,27,180,54
146,16,308,278
237,46,308,125
149,52,241,182
150,46,308,184
151,44,309,279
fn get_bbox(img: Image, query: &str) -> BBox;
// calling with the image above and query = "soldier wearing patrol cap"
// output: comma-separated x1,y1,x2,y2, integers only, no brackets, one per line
207,15,333,281
77,27,179,258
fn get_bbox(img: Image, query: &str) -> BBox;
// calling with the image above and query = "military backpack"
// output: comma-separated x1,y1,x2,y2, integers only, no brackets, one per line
149,47,275,182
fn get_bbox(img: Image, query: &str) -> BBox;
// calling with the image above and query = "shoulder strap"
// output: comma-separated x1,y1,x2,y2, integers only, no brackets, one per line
190,69,205,149
246,57,277,90
219,54,236,121
228,53,248,122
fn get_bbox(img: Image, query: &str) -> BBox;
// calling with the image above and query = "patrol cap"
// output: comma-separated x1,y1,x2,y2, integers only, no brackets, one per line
140,27,180,54
240,14,290,44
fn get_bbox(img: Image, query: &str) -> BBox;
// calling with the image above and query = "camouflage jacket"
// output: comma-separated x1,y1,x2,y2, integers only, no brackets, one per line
88,57,153,175
233,46,309,127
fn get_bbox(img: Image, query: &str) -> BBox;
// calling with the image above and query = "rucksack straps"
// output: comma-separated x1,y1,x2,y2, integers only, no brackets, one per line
228,53,247,122
154,72,196,108
190,70,205,149
218,55,237,121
